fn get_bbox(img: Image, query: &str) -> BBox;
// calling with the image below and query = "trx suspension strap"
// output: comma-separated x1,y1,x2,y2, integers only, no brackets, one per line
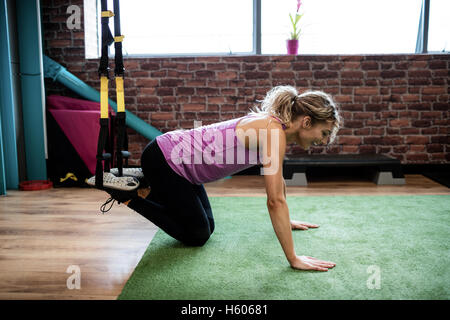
95,0,113,189
95,0,129,188
113,0,130,177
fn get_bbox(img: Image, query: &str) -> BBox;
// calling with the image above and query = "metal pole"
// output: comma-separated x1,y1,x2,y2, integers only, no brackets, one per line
16,0,47,180
253,0,261,54
0,0,20,192
423,0,429,53
415,0,430,54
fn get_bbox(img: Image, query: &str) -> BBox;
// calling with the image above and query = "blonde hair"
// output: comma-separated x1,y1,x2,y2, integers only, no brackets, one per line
249,85,341,143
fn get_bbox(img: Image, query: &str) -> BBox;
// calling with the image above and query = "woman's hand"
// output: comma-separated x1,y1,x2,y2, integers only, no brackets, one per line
290,255,336,272
290,220,319,230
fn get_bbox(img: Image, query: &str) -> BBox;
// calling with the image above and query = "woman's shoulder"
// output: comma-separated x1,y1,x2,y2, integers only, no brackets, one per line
237,113,285,131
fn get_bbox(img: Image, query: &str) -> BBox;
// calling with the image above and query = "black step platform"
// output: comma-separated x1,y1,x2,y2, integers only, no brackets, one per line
282,154,405,186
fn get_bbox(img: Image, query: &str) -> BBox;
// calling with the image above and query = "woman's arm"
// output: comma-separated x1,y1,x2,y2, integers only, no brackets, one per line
261,124,296,263
261,123,336,271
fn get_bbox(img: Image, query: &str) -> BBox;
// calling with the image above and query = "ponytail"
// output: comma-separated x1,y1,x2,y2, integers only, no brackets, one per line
249,85,298,125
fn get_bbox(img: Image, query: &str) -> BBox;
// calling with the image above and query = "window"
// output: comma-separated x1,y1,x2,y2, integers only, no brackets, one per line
88,0,445,57
428,0,450,52
262,0,423,54
106,0,253,56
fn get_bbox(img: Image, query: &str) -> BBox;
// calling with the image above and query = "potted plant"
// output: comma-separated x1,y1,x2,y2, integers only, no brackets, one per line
287,0,304,55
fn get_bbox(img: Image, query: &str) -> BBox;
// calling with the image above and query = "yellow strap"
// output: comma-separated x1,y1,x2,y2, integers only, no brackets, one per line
114,35,125,42
60,173,78,183
115,77,125,113
101,10,114,17
100,76,109,119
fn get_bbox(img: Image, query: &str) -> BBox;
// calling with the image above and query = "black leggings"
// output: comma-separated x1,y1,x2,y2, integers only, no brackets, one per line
128,139,214,246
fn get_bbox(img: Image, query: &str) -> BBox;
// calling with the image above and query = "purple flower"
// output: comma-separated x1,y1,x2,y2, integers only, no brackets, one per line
297,0,302,12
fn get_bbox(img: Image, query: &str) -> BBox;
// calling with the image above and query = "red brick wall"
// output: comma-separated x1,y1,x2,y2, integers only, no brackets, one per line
42,0,449,165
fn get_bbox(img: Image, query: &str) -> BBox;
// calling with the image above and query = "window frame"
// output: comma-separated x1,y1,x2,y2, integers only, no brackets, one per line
416,0,450,53
88,0,440,58
415,0,430,53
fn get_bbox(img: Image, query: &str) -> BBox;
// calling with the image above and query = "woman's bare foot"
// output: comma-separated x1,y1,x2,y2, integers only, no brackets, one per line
123,187,150,206
137,187,151,198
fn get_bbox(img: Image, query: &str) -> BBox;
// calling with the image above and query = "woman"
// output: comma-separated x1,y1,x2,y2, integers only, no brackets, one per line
98,85,341,272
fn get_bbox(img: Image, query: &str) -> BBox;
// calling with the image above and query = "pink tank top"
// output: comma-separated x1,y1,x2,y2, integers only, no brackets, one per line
156,114,286,184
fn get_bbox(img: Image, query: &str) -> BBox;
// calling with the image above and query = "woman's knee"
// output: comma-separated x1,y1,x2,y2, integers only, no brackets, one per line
208,219,215,235
181,230,211,247
184,237,209,247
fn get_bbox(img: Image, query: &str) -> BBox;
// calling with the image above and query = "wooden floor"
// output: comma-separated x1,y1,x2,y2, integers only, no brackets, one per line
0,174,448,300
